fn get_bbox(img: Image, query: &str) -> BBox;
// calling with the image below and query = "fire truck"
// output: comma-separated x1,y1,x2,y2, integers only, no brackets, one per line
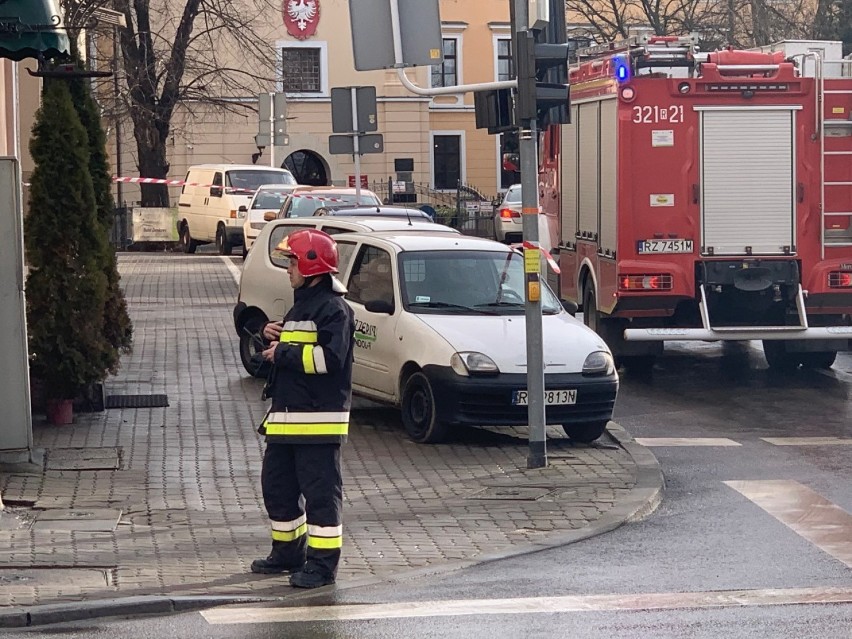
541,36,852,370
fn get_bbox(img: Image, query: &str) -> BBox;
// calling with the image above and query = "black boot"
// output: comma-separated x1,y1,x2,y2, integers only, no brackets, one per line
251,541,305,574
289,562,335,588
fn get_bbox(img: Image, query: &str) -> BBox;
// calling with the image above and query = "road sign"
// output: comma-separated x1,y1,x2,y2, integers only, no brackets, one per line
331,86,378,133
273,92,288,146
349,0,443,71
348,175,369,188
329,133,384,155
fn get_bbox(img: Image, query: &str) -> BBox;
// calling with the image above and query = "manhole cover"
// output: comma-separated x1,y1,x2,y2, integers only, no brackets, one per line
465,486,554,501
46,447,121,470
32,509,122,532
105,394,169,408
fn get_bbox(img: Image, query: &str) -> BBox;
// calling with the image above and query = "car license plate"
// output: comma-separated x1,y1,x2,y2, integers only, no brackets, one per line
637,239,694,254
512,389,577,406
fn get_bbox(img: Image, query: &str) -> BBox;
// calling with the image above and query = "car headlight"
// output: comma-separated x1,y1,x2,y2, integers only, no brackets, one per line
582,351,616,376
450,352,500,376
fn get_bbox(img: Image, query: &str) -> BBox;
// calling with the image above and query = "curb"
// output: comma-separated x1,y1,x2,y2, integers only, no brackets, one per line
0,595,283,629
0,422,663,626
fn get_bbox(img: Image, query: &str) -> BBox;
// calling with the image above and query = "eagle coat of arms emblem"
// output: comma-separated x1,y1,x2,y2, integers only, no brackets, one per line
283,0,320,40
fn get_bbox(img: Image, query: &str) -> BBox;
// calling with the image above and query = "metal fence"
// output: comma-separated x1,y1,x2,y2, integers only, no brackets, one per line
110,206,132,250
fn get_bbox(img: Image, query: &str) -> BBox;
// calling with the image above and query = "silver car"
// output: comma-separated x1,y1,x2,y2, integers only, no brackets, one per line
493,184,522,243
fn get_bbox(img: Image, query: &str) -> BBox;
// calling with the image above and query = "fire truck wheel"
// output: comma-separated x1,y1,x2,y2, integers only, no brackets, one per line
562,421,607,443
401,372,449,444
762,340,798,371
582,284,600,333
798,351,837,369
619,355,657,373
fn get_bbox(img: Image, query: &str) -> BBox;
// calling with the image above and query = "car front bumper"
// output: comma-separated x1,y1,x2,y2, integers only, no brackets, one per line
423,365,618,427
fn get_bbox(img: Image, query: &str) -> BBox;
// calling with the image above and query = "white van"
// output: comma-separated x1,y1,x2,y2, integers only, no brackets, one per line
176,164,296,254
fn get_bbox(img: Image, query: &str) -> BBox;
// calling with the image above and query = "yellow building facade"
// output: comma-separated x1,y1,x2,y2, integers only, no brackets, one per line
113,0,519,205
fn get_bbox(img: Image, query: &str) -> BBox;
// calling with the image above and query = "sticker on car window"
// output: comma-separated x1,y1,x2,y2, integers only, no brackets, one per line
415,295,431,303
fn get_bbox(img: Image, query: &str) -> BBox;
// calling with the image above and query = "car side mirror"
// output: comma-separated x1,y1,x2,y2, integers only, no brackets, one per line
238,205,248,213
561,299,579,316
364,300,394,315
263,211,277,222
210,186,223,198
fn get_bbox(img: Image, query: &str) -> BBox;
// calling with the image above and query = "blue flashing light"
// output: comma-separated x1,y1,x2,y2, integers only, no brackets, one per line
614,57,630,83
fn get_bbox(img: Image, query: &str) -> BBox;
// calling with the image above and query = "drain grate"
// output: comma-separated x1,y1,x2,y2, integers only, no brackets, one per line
465,486,554,501
105,394,169,409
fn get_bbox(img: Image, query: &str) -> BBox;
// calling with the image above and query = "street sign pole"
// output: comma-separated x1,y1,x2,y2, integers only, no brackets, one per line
350,88,362,203
513,0,547,469
269,92,275,168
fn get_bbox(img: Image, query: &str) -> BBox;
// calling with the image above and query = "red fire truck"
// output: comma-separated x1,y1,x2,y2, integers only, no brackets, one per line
541,36,852,370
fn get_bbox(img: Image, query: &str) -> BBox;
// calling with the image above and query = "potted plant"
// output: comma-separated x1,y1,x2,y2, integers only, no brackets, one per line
25,79,115,425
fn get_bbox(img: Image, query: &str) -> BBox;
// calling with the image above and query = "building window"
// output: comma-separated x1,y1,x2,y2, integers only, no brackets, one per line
431,38,458,88
497,38,513,82
433,135,461,190
281,47,321,93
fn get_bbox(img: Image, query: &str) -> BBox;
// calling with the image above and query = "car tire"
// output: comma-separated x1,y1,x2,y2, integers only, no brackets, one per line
216,225,232,255
401,372,449,444
239,314,271,378
242,243,249,260
562,421,608,443
179,223,197,254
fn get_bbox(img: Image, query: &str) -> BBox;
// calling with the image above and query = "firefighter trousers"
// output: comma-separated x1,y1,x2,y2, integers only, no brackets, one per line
261,442,343,577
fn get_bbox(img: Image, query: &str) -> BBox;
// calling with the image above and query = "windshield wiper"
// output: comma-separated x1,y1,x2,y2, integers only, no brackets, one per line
476,301,561,315
409,301,498,315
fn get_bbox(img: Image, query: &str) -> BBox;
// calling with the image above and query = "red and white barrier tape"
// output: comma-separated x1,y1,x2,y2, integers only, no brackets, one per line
111,176,349,203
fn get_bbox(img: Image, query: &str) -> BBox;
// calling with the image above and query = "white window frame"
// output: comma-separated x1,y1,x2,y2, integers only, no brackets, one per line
276,39,329,99
492,31,513,83
430,130,466,192
428,34,463,90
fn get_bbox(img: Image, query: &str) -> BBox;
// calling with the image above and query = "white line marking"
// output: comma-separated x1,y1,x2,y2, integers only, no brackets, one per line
201,587,852,625
220,256,242,285
761,437,852,446
725,480,852,569
634,438,742,447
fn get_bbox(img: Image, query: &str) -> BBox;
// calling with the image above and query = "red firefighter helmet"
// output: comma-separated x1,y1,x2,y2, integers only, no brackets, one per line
275,228,339,276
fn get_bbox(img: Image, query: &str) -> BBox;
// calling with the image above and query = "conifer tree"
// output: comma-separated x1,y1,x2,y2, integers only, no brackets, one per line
25,80,113,400
68,65,133,367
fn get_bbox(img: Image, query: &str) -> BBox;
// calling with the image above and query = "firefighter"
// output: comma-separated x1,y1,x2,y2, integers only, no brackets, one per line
252,228,355,589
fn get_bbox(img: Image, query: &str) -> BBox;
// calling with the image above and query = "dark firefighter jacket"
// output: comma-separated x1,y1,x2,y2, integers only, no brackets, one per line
260,278,355,444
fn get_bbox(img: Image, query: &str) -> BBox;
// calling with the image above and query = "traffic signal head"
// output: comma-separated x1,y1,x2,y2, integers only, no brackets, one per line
515,30,571,128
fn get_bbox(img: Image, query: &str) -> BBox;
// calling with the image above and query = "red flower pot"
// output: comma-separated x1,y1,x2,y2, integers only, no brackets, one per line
45,398,74,425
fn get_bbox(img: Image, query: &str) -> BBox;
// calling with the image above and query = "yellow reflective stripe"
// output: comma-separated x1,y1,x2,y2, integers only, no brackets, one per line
280,330,317,344
308,535,343,549
264,422,349,436
302,344,316,374
271,522,307,542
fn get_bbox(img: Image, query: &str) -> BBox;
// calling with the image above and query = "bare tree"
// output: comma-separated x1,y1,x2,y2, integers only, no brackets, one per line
62,0,279,206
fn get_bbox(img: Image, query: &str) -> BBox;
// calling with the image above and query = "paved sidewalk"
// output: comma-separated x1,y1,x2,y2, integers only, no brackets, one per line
0,254,661,621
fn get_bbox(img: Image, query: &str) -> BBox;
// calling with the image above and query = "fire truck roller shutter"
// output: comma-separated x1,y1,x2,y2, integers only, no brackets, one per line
560,104,579,248
699,107,797,256
578,102,600,240
599,99,618,255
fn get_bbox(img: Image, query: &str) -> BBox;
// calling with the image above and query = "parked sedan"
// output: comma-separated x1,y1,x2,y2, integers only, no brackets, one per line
494,183,522,242
278,187,381,218
238,184,297,257
237,227,618,444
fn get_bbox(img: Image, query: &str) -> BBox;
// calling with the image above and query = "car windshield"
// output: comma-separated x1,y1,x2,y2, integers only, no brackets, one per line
251,189,290,210
289,192,381,218
503,186,522,203
399,250,562,315
226,170,296,193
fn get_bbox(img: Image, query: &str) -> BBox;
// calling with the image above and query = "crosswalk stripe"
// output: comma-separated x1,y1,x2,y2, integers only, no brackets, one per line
761,437,852,446
724,480,852,569
201,586,852,624
634,437,741,447
220,256,242,284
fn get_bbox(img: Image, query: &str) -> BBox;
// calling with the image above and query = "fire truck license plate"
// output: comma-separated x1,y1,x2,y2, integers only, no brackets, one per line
513,390,577,406
637,239,694,254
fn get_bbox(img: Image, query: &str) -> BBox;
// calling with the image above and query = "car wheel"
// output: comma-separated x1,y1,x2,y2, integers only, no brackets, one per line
401,372,449,444
798,351,837,369
179,223,197,254
242,243,249,259
216,225,232,255
239,314,271,378
562,421,608,443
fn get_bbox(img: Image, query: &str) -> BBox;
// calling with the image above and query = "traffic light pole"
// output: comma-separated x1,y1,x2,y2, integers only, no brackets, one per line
513,0,547,469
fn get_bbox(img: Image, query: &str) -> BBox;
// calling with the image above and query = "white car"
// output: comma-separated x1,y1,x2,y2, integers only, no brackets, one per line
494,183,522,243
234,216,459,377
239,184,298,257
236,227,619,444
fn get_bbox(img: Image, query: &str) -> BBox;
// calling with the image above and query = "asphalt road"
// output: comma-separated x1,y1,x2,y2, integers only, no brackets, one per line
8,342,852,638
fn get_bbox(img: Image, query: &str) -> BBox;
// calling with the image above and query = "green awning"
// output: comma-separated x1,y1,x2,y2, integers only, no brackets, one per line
0,0,69,62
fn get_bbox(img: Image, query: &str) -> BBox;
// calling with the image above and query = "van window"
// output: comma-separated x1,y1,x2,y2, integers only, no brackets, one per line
347,247,395,310
335,241,358,275
226,169,296,194
268,224,312,269
211,172,223,198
